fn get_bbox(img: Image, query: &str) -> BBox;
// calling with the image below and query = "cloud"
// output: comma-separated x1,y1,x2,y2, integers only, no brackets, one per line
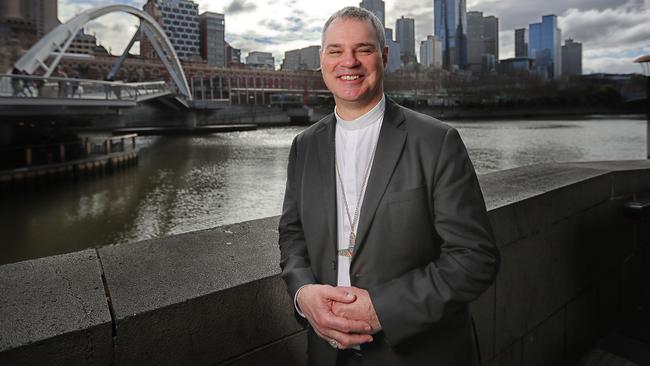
559,5,650,52
223,0,257,15
59,1,142,55
469,0,632,30
584,55,646,74
557,3,650,73
55,0,648,73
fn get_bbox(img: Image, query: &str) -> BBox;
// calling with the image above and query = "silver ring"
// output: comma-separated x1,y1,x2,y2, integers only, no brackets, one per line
328,339,339,349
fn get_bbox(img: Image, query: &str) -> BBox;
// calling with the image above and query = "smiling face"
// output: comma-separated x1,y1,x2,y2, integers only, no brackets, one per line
320,18,388,119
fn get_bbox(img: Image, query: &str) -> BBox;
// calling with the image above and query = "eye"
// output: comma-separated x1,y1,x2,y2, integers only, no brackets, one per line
328,50,342,55
358,48,373,54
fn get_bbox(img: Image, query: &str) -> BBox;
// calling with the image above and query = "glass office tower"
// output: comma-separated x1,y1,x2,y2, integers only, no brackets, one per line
434,0,467,70
528,15,562,80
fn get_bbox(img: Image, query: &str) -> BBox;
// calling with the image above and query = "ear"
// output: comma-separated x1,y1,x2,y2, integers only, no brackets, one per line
382,46,388,68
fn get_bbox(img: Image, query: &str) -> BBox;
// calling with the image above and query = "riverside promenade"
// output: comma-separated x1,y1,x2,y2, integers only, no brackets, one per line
0,160,649,365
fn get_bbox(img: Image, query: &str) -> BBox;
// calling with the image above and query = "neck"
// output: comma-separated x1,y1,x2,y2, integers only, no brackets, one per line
335,92,384,120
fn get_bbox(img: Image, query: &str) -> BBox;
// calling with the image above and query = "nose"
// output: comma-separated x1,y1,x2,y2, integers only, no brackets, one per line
340,50,360,68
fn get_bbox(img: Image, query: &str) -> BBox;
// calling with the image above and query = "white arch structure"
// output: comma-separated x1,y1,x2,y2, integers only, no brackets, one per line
13,4,192,100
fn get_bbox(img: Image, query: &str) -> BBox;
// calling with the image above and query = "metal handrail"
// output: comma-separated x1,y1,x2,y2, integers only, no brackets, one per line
0,74,172,101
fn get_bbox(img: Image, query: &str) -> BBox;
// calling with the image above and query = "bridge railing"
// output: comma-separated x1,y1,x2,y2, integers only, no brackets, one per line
0,74,170,102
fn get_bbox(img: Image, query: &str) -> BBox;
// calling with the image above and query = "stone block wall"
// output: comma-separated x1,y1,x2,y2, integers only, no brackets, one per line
1,160,649,365
475,161,650,366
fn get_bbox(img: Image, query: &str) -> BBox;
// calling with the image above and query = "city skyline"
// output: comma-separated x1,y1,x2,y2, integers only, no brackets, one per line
57,0,650,74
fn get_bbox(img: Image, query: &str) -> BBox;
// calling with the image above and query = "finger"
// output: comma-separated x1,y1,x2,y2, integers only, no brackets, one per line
322,286,357,303
331,302,357,318
323,313,373,334
320,328,374,349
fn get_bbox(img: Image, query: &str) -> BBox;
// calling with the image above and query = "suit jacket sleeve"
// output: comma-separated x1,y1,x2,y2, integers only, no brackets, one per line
369,127,499,346
278,136,317,307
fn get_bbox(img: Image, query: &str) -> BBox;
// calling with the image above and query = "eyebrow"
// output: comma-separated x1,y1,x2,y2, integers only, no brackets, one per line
325,43,378,50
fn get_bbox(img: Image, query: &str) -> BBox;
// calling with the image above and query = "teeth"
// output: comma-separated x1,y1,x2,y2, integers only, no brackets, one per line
340,75,359,81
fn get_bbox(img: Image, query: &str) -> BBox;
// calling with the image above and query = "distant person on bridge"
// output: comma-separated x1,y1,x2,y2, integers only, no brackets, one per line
278,6,499,366
71,74,81,98
57,71,69,98
10,68,22,97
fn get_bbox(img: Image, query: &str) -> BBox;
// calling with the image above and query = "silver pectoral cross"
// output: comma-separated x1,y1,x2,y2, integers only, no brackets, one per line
337,232,356,258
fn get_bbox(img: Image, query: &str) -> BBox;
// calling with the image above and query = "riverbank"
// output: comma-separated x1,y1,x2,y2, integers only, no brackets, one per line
410,105,643,121
0,134,139,187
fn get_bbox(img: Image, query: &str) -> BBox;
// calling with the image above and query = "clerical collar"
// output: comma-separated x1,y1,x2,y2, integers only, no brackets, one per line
335,95,386,131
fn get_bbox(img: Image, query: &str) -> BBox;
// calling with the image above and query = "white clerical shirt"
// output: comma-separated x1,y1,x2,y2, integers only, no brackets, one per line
294,95,386,317
334,96,385,286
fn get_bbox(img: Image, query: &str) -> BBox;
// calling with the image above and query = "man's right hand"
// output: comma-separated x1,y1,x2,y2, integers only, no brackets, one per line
297,284,374,349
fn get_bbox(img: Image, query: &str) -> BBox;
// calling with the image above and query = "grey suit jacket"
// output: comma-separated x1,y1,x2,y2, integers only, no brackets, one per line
279,98,499,366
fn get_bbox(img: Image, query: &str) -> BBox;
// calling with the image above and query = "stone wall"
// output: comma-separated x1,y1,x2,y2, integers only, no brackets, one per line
1,160,649,365
474,161,650,366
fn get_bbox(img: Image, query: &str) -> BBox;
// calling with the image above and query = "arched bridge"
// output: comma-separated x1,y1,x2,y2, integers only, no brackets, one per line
1,4,193,110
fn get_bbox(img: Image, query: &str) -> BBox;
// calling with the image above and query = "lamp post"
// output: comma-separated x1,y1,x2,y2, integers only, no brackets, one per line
634,55,650,159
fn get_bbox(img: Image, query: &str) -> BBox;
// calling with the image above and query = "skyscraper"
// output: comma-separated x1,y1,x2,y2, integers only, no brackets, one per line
144,0,201,61
420,35,443,69
562,39,582,76
396,16,416,64
466,11,483,70
0,0,59,49
483,15,498,61
0,1,23,22
25,0,59,38
141,0,163,59
384,28,401,72
467,11,498,73
434,0,467,70
359,0,385,25
199,12,225,67
528,15,562,79
514,28,528,57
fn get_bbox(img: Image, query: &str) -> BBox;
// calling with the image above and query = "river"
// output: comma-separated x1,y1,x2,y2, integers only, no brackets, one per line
1,115,646,265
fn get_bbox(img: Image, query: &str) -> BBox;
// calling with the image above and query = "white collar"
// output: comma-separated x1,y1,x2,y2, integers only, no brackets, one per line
335,95,385,131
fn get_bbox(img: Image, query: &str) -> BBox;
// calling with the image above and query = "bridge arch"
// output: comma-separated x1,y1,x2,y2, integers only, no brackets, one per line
13,4,192,100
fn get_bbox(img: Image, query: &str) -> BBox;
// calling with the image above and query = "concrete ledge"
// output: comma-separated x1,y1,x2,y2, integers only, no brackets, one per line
97,218,303,365
0,160,649,365
0,249,112,365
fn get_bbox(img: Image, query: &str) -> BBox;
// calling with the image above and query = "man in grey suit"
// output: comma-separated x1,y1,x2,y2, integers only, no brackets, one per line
279,6,499,365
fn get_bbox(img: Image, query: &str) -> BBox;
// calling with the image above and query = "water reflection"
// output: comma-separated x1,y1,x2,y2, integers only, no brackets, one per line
1,118,646,265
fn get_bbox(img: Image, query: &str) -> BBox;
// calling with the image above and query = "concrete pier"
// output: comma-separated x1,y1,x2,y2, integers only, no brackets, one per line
0,160,649,365
0,135,138,186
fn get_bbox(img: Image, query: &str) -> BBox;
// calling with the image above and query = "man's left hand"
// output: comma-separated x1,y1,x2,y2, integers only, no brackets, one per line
331,287,382,333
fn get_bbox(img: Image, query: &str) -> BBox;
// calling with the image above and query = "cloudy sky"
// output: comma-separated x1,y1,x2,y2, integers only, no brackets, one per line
59,0,650,74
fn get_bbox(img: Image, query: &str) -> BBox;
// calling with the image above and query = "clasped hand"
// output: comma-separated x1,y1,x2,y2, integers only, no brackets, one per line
296,284,382,349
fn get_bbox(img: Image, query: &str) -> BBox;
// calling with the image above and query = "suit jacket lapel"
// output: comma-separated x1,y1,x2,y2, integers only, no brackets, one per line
353,99,406,264
315,114,338,261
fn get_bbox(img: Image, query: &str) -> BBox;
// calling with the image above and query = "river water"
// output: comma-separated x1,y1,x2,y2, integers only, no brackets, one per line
1,116,646,265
